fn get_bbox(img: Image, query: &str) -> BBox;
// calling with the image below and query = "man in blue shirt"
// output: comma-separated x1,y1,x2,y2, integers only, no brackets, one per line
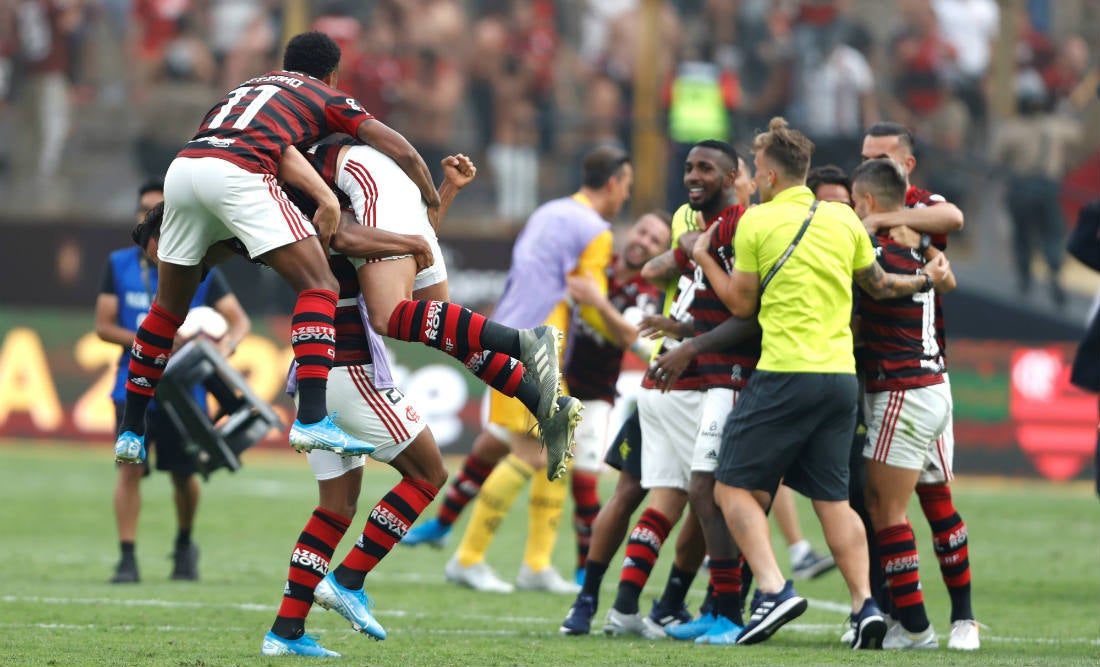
95,179,250,583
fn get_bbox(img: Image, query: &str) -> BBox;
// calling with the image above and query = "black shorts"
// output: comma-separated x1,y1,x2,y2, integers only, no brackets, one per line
114,401,198,475
714,371,857,501
604,406,642,480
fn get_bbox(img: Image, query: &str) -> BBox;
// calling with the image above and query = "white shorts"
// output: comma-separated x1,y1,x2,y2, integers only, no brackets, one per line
638,388,703,491
863,382,953,482
159,157,314,265
572,399,613,474
297,363,426,480
922,373,956,484
337,145,446,290
691,388,737,473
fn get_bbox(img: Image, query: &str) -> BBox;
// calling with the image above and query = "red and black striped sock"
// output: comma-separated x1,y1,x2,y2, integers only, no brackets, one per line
388,299,521,359
877,522,930,633
270,507,351,640
333,477,438,590
613,508,672,614
291,289,337,424
571,471,601,573
438,454,496,527
709,557,744,623
463,351,540,415
917,483,973,621
121,303,183,435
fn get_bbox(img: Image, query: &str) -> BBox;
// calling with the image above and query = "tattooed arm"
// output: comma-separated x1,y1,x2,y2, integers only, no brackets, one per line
854,253,950,300
641,249,682,289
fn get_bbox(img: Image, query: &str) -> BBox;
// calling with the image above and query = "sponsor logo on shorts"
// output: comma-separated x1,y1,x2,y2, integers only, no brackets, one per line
291,547,329,575
370,505,410,538
406,406,420,422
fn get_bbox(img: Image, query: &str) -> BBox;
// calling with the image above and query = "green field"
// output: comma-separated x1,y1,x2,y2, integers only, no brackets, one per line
2,439,1097,666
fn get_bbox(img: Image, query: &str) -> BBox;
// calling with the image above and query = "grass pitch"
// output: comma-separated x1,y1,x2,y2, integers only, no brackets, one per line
1,439,1097,666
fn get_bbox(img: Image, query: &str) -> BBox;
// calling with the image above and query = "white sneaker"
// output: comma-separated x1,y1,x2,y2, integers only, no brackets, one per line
444,556,514,593
515,563,580,594
947,619,980,650
883,621,938,649
603,608,667,640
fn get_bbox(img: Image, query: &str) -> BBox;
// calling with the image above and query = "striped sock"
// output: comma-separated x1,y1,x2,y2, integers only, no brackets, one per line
917,483,973,621
438,454,496,527
613,508,672,615
291,289,337,424
271,507,351,640
877,522,929,633
334,478,438,589
121,303,183,434
571,471,601,573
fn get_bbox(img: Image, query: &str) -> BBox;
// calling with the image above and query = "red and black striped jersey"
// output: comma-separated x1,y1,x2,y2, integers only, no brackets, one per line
329,255,373,367
178,70,373,175
905,184,949,359
857,235,944,393
564,260,660,402
642,204,759,391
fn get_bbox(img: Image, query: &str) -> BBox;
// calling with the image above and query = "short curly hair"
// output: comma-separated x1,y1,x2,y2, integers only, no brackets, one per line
283,31,341,80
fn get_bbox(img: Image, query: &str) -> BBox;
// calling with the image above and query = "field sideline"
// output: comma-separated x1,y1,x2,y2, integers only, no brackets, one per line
2,439,1097,666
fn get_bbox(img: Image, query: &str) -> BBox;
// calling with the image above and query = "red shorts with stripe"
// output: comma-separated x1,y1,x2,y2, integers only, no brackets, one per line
862,382,954,483
158,156,314,266
297,363,426,480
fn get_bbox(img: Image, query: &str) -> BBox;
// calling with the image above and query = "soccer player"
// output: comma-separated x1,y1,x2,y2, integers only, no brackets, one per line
807,164,853,205
113,31,439,466
860,122,979,650
850,158,961,650
559,212,670,582
439,146,629,593
97,181,250,584
695,117,947,647
296,138,565,451
260,228,450,659
597,141,753,642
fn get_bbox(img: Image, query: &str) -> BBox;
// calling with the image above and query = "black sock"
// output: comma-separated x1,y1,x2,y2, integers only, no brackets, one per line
120,541,135,560
514,374,542,416
658,565,696,611
175,530,192,550
270,618,305,641
581,560,608,598
296,378,327,424
612,581,642,615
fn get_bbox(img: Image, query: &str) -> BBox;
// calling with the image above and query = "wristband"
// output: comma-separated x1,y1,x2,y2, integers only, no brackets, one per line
918,233,931,254
918,271,934,293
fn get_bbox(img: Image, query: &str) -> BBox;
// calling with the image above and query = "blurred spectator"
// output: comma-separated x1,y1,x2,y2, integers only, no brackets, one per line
130,0,192,94
662,40,739,202
390,46,464,186
734,0,794,140
596,0,681,149
932,0,999,132
788,0,877,172
1042,34,1090,110
8,0,83,184
212,0,279,91
989,69,1082,306
344,13,401,124
132,9,216,179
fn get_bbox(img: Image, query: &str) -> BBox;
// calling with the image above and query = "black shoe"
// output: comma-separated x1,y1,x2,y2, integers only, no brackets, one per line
170,543,199,581
110,558,139,584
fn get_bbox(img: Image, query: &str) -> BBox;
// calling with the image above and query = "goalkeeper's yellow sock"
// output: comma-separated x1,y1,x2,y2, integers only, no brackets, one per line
455,454,533,567
523,471,568,572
